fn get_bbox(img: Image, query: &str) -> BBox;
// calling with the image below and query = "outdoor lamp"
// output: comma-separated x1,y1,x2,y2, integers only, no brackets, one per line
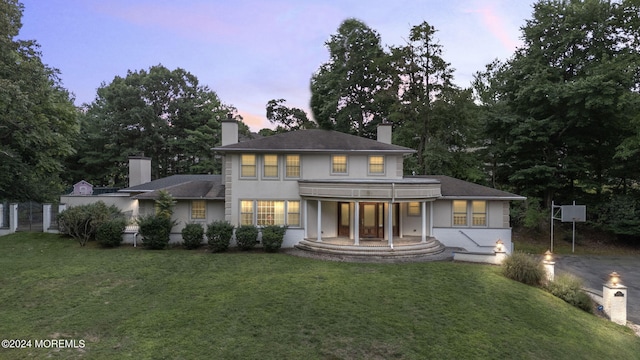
544,250,553,262
609,272,621,287
495,239,504,252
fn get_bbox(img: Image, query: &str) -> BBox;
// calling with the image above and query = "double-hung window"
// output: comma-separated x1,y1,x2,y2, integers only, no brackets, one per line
241,200,254,225
452,200,487,226
241,154,256,177
191,200,206,220
368,155,385,175
263,154,279,178
332,155,347,174
285,155,300,178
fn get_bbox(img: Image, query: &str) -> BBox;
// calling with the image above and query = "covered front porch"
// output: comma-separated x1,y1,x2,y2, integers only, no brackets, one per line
299,179,442,247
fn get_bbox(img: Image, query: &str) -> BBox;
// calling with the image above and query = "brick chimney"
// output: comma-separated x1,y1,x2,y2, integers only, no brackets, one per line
221,113,238,146
128,156,151,187
377,121,392,144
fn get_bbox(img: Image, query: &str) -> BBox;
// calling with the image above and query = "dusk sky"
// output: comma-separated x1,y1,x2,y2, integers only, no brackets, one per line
19,0,536,131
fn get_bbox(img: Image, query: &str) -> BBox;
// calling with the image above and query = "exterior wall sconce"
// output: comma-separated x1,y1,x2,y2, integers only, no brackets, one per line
495,239,504,253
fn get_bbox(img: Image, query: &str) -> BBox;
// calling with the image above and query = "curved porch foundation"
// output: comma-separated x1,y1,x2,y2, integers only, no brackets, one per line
294,236,448,259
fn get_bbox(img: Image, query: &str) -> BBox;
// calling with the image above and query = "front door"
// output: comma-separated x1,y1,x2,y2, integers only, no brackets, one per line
359,203,384,238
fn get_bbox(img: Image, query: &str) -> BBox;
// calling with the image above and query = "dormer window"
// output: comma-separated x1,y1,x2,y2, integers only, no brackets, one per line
332,155,348,174
368,155,385,175
241,154,256,177
263,154,279,178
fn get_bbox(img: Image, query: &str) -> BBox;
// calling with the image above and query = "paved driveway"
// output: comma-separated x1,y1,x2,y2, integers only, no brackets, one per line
555,255,639,324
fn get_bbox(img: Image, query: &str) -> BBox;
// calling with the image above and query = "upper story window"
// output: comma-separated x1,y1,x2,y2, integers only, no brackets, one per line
241,154,256,177
191,200,206,220
285,155,300,178
263,154,279,178
368,155,385,175
332,155,348,174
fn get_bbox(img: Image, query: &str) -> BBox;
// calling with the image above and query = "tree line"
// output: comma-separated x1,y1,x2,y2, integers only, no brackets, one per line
2,0,640,240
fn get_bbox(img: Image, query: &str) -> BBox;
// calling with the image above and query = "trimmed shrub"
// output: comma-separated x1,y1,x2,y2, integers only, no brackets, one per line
502,252,545,286
58,201,124,246
182,223,204,249
206,220,234,253
137,214,173,250
235,224,259,250
545,274,593,313
261,225,287,253
96,219,127,248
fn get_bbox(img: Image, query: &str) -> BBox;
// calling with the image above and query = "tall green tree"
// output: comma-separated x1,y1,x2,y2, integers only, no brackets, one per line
310,18,392,137
478,0,640,206
265,99,315,133
389,22,481,178
76,65,236,186
0,0,78,201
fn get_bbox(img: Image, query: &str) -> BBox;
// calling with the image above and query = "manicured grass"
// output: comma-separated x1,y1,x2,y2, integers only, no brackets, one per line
1,233,638,359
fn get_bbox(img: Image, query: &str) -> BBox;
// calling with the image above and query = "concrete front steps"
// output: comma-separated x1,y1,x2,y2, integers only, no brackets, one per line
294,237,447,259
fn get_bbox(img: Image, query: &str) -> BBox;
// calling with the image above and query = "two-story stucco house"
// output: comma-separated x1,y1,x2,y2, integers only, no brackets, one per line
208,119,524,256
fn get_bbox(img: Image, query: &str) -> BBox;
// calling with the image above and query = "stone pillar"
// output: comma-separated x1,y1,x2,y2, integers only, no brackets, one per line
494,240,507,265
43,204,52,233
543,251,555,282
603,272,627,326
9,203,18,232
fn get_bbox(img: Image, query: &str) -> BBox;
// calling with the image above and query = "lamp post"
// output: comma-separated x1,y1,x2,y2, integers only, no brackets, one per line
542,250,555,282
603,271,627,326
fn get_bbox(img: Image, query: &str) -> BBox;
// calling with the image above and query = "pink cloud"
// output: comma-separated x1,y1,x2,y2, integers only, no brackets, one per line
466,5,520,52
238,110,270,132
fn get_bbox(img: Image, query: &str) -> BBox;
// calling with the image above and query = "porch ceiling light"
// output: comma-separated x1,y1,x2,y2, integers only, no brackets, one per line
609,271,621,287
544,250,553,262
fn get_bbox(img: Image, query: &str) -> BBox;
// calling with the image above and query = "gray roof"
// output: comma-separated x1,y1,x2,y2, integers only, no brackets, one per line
120,175,224,200
213,129,415,153
412,175,525,200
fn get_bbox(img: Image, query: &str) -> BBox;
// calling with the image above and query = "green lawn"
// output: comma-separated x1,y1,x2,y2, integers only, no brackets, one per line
0,233,638,359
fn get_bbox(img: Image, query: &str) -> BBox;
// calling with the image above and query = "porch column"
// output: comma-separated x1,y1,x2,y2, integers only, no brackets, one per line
354,201,360,245
388,201,393,248
429,201,434,237
421,201,427,243
303,200,308,239
317,200,322,242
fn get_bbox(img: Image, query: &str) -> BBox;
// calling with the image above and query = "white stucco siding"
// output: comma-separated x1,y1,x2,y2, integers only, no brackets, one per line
433,200,453,227
299,153,404,180
433,227,513,254
400,202,430,237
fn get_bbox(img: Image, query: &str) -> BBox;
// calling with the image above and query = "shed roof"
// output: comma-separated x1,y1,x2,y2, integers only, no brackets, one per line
414,175,525,200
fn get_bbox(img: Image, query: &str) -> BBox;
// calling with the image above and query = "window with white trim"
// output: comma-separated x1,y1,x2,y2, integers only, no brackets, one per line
241,154,256,177
240,200,301,227
287,201,300,226
332,155,347,174
472,201,487,226
263,154,279,178
241,200,254,225
408,202,421,216
191,200,206,220
368,155,385,175
453,200,467,226
285,155,300,178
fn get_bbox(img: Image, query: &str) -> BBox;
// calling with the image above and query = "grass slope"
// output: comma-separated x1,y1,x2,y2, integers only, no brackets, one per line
0,233,638,359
